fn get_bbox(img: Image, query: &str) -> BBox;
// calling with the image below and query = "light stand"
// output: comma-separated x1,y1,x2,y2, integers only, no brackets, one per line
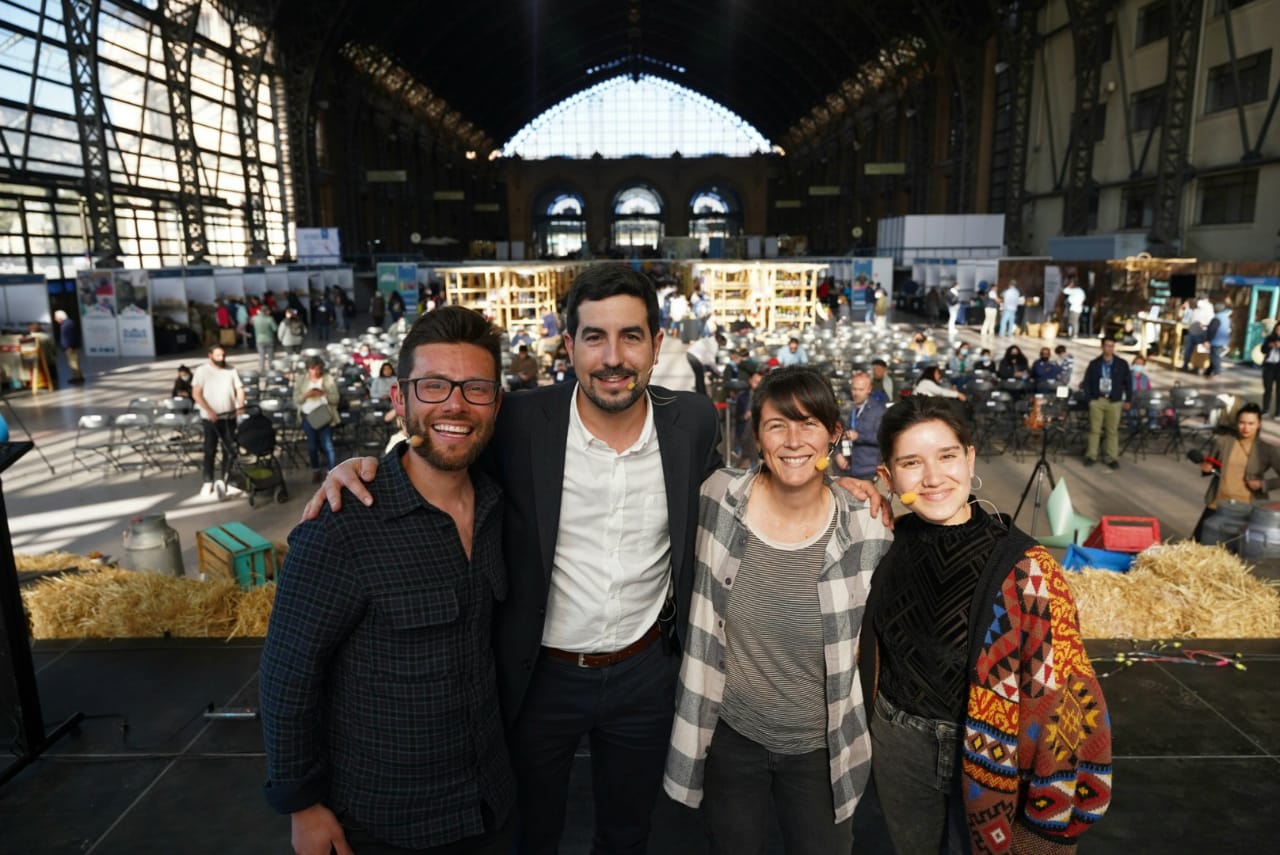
1013,420,1055,535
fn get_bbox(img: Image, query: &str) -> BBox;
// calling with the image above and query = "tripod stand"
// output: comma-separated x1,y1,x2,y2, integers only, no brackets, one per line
1013,420,1054,535
0,395,54,475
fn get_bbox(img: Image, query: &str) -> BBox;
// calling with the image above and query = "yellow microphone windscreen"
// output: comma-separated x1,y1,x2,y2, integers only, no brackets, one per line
899,491,918,505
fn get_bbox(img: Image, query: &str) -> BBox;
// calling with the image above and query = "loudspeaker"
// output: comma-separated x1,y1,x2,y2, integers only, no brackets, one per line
1170,273,1196,299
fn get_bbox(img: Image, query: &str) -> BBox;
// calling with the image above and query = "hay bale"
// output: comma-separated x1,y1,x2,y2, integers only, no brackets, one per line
230,583,277,638
23,568,239,640
1065,541,1280,638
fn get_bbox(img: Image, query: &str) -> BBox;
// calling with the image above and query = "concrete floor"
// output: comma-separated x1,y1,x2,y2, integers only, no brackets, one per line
1,318,1269,573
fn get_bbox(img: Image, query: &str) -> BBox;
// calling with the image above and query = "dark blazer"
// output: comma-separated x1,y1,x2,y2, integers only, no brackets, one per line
485,382,722,724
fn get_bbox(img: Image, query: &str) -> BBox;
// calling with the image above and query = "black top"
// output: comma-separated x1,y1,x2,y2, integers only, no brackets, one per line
868,504,1002,722
259,445,514,848
1082,353,1131,402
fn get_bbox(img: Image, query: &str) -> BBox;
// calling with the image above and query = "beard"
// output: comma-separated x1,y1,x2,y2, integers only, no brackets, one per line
581,369,646,413
214,359,228,368
405,413,496,471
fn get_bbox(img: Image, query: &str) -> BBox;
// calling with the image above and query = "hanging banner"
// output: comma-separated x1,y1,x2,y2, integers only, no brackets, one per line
81,314,119,358
117,313,155,358
296,227,342,264
77,270,117,317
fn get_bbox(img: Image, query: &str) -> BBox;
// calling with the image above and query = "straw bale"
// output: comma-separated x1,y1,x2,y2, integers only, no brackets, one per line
15,551,104,573
1064,541,1280,639
230,583,277,638
23,568,239,640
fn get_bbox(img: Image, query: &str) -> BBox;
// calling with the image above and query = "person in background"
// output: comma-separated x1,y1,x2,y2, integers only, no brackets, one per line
191,344,245,497
1062,277,1086,338
914,364,967,402
351,342,376,375
369,290,385,329
250,306,278,376
260,307,515,855
998,280,1021,337
368,361,396,402
508,343,540,391
978,281,998,338
293,356,339,484
1082,335,1131,470
869,358,895,404
172,365,194,400
1261,322,1280,419
1030,346,1061,388
776,337,809,366
388,290,406,325
873,284,889,328
234,299,249,349
945,343,974,389
1205,302,1232,378
973,348,996,373
908,332,937,365
1054,344,1075,387
664,366,892,854
1180,297,1215,371
865,395,1112,853
997,344,1030,382
1130,355,1153,395
945,284,961,336
686,332,723,396
278,308,307,355
834,370,885,481
312,291,334,342
52,309,84,385
1192,403,1280,542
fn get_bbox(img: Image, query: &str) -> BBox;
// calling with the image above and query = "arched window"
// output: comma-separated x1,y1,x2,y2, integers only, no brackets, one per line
502,75,770,159
689,186,742,254
533,191,586,258
611,185,663,253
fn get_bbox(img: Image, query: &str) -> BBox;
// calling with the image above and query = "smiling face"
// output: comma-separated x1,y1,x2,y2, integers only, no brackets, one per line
563,294,663,415
878,418,977,526
755,398,840,490
390,342,501,472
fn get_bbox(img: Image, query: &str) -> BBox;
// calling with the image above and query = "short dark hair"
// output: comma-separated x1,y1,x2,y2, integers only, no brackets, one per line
751,366,841,438
916,364,943,385
877,394,973,463
397,305,502,380
872,358,887,368
563,264,660,338
1238,402,1263,422
306,356,325,371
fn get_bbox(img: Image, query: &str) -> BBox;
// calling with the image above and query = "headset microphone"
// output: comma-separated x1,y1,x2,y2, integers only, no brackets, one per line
814,456,830,472
408,434,424,448
626,364,655,391
899,491,918,505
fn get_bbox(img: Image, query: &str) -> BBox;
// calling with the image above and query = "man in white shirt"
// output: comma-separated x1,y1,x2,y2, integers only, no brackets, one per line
685,332,722,396
1063,279,1086,338
191,344,245,496
776,337,809,366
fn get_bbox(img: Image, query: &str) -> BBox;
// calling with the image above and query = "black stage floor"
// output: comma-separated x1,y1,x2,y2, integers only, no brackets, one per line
3,637,1278,854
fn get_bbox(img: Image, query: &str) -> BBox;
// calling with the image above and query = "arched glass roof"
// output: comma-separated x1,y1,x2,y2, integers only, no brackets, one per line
502,74,770,160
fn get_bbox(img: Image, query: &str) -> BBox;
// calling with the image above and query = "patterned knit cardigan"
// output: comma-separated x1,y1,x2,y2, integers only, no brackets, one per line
663,468,892,823
863,521,1113,853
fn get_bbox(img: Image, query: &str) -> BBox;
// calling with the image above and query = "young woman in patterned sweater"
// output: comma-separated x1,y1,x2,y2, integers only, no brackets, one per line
863,395,1112,854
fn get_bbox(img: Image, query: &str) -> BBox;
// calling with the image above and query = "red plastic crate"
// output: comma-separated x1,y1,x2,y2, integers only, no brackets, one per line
1083,516,1161,553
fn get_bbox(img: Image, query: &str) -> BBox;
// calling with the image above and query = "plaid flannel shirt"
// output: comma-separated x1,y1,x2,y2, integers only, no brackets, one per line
664,468,892,822
260,447,514,848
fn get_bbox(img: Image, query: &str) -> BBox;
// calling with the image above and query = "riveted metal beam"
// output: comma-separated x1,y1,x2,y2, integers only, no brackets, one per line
1150,0,1203,250
1061,0,1108,235
230,12,273,262
159,0,209,264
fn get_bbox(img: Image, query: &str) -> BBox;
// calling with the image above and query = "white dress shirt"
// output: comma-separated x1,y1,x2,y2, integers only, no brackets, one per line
542,387,671,652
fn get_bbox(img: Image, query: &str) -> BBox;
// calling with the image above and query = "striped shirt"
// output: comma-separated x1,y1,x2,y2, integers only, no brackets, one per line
720,508,835,753
664,468,892,823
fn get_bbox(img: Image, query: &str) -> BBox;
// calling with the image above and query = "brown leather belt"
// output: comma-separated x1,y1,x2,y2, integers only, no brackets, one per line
542,624,661,668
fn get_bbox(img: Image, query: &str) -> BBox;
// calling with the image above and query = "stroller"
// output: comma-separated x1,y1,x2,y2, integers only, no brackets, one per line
217,407,289,506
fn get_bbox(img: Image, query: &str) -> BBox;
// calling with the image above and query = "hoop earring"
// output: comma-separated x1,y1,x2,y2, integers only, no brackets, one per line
971,473,983,492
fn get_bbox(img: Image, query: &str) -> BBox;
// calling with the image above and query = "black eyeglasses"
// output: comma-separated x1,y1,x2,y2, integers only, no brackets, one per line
400,377,500,405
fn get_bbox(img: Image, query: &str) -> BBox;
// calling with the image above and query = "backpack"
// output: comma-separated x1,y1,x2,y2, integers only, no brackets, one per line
288,318,305,336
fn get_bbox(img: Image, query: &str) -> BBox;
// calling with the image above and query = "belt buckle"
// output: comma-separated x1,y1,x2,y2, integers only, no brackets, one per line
577,652,589,668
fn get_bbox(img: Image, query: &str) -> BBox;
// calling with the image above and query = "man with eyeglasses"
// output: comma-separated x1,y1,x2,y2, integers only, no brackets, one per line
261,306,517,855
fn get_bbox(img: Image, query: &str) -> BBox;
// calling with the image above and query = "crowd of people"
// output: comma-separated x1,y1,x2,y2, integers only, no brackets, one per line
258,265,1114,855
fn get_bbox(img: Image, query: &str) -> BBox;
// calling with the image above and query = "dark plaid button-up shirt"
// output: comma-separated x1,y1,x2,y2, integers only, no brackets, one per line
260,445,514,848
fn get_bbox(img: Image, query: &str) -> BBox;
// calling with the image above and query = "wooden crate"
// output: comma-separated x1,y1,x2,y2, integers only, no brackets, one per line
197,522,277,589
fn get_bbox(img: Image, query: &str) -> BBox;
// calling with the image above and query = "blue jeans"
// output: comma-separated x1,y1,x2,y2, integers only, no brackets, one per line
999,310,1018,336
869,692,968,855
301,419,336,471
703,719,851,855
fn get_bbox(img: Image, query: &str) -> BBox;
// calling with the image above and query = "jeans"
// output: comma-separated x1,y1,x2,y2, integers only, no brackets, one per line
302,419,336,471
1208,344,1225,376
1263,362,1280,416
511,640,677,855
1087,397,1124,463
999,310,1018,337
869,692,968,855
1182,333,1205,369
256,341,274,376
703,719,851,855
